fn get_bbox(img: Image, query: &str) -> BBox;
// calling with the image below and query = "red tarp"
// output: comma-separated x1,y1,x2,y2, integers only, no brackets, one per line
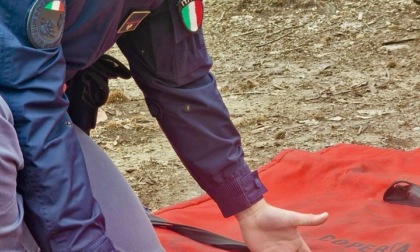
154,144,420,251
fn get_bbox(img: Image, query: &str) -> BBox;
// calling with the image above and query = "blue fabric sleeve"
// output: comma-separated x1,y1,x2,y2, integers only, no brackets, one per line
0,1,113,251
117,0,267,217
0,95,25,251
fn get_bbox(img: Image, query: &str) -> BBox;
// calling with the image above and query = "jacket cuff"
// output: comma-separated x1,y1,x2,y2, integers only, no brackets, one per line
206,171,267,217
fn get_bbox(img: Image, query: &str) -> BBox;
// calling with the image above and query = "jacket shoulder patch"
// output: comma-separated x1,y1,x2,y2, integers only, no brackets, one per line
26,0,65,49
118,11,150,34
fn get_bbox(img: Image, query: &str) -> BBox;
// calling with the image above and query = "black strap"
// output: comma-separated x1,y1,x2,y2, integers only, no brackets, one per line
150,215,250,252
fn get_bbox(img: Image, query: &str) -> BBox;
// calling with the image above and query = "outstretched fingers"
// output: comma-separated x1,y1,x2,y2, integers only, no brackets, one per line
289,211,329,227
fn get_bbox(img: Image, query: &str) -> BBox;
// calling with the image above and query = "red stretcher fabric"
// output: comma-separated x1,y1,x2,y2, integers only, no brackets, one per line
153,144,420,252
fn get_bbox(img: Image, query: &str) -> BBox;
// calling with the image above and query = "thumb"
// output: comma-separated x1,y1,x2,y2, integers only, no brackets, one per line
289,211,329,227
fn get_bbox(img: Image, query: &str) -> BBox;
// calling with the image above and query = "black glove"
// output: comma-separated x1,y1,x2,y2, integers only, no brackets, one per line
66,54,132,135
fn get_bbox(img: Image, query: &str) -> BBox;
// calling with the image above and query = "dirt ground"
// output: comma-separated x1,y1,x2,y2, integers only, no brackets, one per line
91,0,419,211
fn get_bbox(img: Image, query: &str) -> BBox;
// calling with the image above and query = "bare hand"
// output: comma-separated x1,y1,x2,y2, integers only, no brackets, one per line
235,199,328,252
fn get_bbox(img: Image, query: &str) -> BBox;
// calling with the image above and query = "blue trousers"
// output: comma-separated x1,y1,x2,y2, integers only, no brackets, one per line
0,95,163,252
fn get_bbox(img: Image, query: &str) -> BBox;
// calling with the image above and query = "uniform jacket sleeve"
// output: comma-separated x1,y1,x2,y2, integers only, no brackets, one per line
0,96,25,251
0,1,113,251
117,0,267,217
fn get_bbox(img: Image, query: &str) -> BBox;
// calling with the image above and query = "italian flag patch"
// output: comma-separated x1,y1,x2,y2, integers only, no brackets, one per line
45,0,65,12
178,0,204,32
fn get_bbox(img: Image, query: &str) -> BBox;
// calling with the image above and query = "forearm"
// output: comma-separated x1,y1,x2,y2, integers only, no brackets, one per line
142,74,267,217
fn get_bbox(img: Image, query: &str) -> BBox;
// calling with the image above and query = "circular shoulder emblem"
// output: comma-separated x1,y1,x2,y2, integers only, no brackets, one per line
26,0,66,49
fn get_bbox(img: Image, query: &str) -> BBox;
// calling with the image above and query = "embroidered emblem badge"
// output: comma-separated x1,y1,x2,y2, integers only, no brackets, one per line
177,0,204,33
118,11,151,34
26,0,65,49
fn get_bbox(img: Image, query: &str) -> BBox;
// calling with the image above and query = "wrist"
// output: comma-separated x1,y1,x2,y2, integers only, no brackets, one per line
234,198,267,221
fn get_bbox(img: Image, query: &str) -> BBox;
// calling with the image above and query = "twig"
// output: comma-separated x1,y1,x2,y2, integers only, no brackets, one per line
257,30,295,48
385,67,390,81
231,30,255,38
271,75,302,79
305,83,369,101
265,23,308,38
223,91,269,97
382,37,418,46
256,22,309,48
357,124,369,136
218,11,225,21
251,73,262,80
